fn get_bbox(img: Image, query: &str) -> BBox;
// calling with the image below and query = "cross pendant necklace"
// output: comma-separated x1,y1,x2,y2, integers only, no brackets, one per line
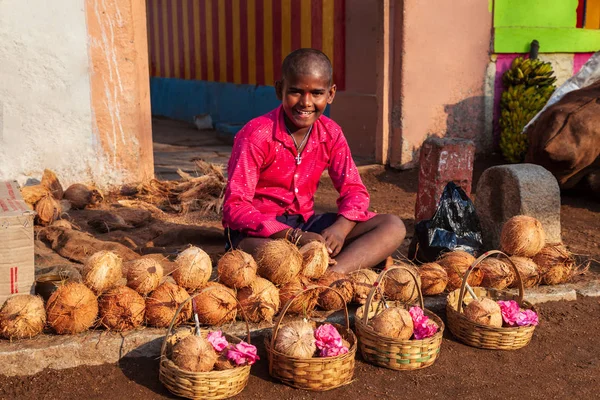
286,125,313,165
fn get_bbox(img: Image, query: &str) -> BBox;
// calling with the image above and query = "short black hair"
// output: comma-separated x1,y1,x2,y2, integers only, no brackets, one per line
281,48,333,84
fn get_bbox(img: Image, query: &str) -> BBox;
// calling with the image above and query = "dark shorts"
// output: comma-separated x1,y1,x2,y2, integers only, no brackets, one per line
224,213,338,250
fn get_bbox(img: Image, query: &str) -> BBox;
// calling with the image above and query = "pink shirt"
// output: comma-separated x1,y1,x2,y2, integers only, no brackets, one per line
222,106,376,237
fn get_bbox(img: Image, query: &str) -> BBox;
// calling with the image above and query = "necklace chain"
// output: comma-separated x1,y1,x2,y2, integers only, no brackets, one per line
286,125,312,165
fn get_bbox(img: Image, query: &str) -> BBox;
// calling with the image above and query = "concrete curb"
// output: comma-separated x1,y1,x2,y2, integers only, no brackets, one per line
0,280,597,377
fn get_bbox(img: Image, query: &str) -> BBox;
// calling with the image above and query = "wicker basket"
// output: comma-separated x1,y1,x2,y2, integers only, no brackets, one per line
446,250,538,350
159,287,252,399
355,265,444,370
264,285,357,391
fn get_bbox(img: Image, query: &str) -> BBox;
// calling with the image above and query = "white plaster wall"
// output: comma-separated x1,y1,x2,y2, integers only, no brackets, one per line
0,0,122,187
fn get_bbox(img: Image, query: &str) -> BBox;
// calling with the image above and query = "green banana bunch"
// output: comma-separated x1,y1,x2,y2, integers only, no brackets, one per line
499,56,557,163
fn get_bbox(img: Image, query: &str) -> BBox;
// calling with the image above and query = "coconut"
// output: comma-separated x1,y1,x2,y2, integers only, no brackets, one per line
500,215,546,257
278,276,319,315
142,253,177,275
533,244,575,285
193,282,237,325
64,183,93,209
35,195,62,226
383,264,421,302
126,258,164,296
256,239,302,285
21,185,51,207
51,219,73,230
464,298,502,327
418,263,448,295
173,247,212,292
217,250,257,289
348,269,383,304
41,169,64,200
480,258,513,290
274,320,317,358
316,271,354,311
236,277,280,323
299,241,329,279
0,295,46,340
437,251,482,291
172,335,218,372
98,286,145,331
214,354,236,370
369,307,414,340
509,257,540,288
46,282,98,334
145,282,191,328
82,251,123,295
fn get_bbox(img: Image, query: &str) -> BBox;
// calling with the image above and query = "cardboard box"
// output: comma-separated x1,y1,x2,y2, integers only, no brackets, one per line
0,181,35,305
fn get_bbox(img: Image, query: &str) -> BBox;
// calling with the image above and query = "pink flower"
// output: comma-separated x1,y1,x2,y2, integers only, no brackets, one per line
498,300,520,326
409,306,425,321
409,306,438,340
314,324,349,357
226,341,259,365
207,331,229,352
516,309,539,327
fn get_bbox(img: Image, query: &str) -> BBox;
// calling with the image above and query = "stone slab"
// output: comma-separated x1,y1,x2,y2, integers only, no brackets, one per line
475,164,561,250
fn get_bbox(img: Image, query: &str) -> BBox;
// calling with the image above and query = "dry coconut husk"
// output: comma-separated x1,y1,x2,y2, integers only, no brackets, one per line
480,258,513,290
126,258,164,296
236,277,280,323
437,251,482,291
0,295,46,340
99,286,145,331
317,271,354,311
21,185,51,208
217,250,257,289
383,264,421,302
173,247,212,292
214,354,236,371
64,183,94,209
418,263,448,295
533,244,576,285
192,282,237,325
274,320,317,358
509,257,540,288
464,298,502,327
278,276,319,316
145,282,191,328
369,307,414,340
82,251,123,295
172,335,218,372
349,269,383,305
46,282,98,334
51,219,73,230
35,195,62,226
500,215,546,257
299,241,329,279
256,239,302,285
41,169,64,200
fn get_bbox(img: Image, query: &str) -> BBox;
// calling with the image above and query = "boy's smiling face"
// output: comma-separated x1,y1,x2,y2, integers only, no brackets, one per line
276,72,336,130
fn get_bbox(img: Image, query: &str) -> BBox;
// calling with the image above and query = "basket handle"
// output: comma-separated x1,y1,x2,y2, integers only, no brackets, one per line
159,284,251,361
269,284,350,357
362,265,424,326
457,250,525,313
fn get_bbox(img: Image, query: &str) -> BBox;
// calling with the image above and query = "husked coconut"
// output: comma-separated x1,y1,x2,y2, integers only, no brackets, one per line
317,271,353,311
509,257,540,288
145,282,191,328
193,282,237,325
99,286,145,331
274,320,317,358
418,263,448,295
217,250,257,289
256,239,302,285
126,258,164,295
384,264,421,302
236,277,280,323
500,215,546,257
82,251,123,295
41,169,64,200
278,276,319,315
35,195,62,226
348,269,383,305
0,295,46,340
437,251,482,291
64,184,93,209
172,335,218,372
299,241,329,279
46,282,98,334
464,298,502,327
173,247,212,291
533,244,575,285
369,307,414,340
480,258,513,290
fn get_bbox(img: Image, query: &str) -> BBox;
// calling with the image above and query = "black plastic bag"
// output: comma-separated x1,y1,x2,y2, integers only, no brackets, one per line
408,182,483,263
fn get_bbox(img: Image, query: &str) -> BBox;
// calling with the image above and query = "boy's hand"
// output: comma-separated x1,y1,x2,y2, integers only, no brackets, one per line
321,216,357,257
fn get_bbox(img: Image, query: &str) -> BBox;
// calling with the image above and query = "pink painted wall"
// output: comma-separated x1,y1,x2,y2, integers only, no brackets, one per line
389,0,493,168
